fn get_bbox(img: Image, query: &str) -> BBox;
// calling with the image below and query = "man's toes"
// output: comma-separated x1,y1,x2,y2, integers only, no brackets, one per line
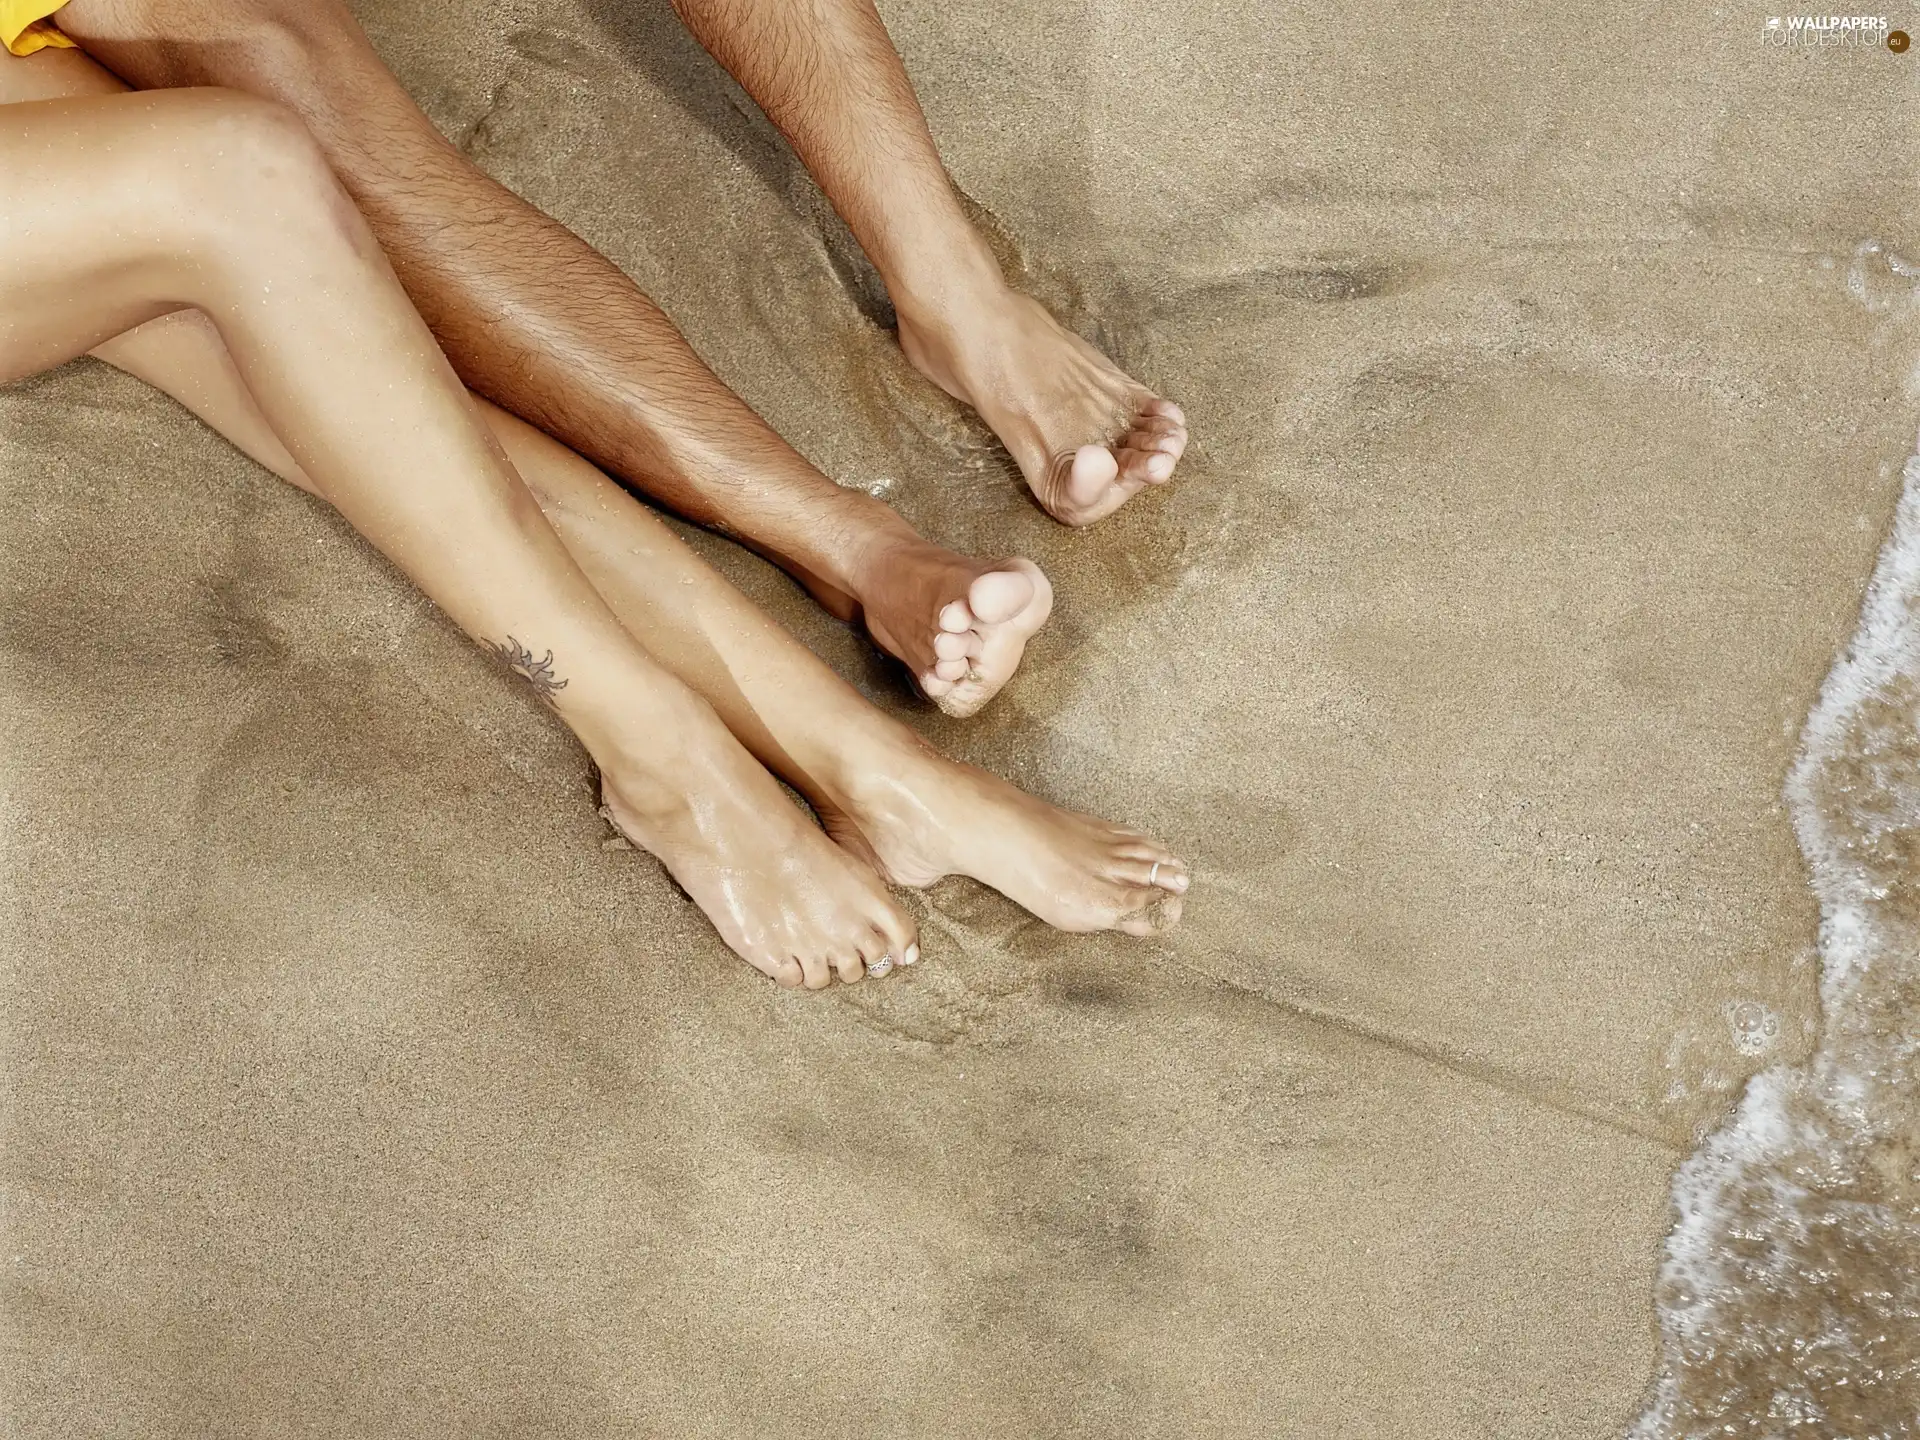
1128,415,1187,458
1116,445,1176,485
934,629,980,661
937,599,972,633
1058,444,1120,514
934,682,989,719
933,656,971,681
1146,398,1186,427
966,566,1037,626
921,672,956,699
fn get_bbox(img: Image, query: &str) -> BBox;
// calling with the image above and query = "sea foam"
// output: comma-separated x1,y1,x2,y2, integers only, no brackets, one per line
1633,425,1920,1434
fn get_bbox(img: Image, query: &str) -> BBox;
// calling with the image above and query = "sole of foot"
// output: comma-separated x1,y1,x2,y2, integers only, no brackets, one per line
798,538,1053,720
917,559,1053,717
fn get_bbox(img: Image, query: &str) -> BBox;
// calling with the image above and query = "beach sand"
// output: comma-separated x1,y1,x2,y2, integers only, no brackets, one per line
3,1,1916,1433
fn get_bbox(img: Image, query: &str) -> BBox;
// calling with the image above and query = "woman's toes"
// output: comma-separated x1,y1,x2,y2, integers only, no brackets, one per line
1111,854,1189,894
832,949,868,985
1108,881,1165,930
878,914,919,971
1153,853,1191,892
1107,877,1183,934
853,933,888,978
798,952,835,990
765,956,806,989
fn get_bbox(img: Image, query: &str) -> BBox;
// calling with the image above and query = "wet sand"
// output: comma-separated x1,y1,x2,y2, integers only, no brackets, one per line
3,1,1916,1433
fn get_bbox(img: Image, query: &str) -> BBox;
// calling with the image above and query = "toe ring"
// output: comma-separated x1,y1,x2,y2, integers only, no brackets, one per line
867,955,895,977
1148,861,1161,888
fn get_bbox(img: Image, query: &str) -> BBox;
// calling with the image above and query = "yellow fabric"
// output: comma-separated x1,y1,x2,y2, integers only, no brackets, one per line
1,0,75,56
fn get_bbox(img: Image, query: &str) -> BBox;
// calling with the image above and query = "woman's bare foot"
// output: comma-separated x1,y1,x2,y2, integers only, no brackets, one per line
791,530,1052,719
896,284,1189,527
598,735,918,989
817,734,1190,938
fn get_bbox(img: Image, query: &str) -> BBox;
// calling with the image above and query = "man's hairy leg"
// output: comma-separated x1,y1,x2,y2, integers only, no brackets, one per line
56,0,1050,717
671,0,1190,526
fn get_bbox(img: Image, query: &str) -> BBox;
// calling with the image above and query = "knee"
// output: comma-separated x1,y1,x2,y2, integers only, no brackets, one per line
160,90,364,253
182,89,332,185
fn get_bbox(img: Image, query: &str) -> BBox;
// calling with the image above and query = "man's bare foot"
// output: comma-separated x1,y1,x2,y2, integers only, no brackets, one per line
598,735,918,989
793,530,1053,719
896,284,1189,527
817,734,1190,938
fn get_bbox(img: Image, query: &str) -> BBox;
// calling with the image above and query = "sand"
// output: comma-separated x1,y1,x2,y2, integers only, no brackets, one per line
3,1,1916,1433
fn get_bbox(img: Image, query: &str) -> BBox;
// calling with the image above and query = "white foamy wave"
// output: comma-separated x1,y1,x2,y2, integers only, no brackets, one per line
1633,453,1920,1436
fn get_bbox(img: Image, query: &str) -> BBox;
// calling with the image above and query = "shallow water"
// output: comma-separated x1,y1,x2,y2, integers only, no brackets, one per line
1636,247,1920,1427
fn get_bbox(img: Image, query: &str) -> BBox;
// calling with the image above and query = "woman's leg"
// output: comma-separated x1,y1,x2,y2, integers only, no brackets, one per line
84,277,1193,937
494,405,1192,937
0,84,917,987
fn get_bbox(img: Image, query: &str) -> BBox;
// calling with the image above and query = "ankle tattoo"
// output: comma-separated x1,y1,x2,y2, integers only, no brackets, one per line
488,635,569,703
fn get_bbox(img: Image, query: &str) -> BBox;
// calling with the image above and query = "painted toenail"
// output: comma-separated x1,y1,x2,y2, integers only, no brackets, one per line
903,944,920,966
